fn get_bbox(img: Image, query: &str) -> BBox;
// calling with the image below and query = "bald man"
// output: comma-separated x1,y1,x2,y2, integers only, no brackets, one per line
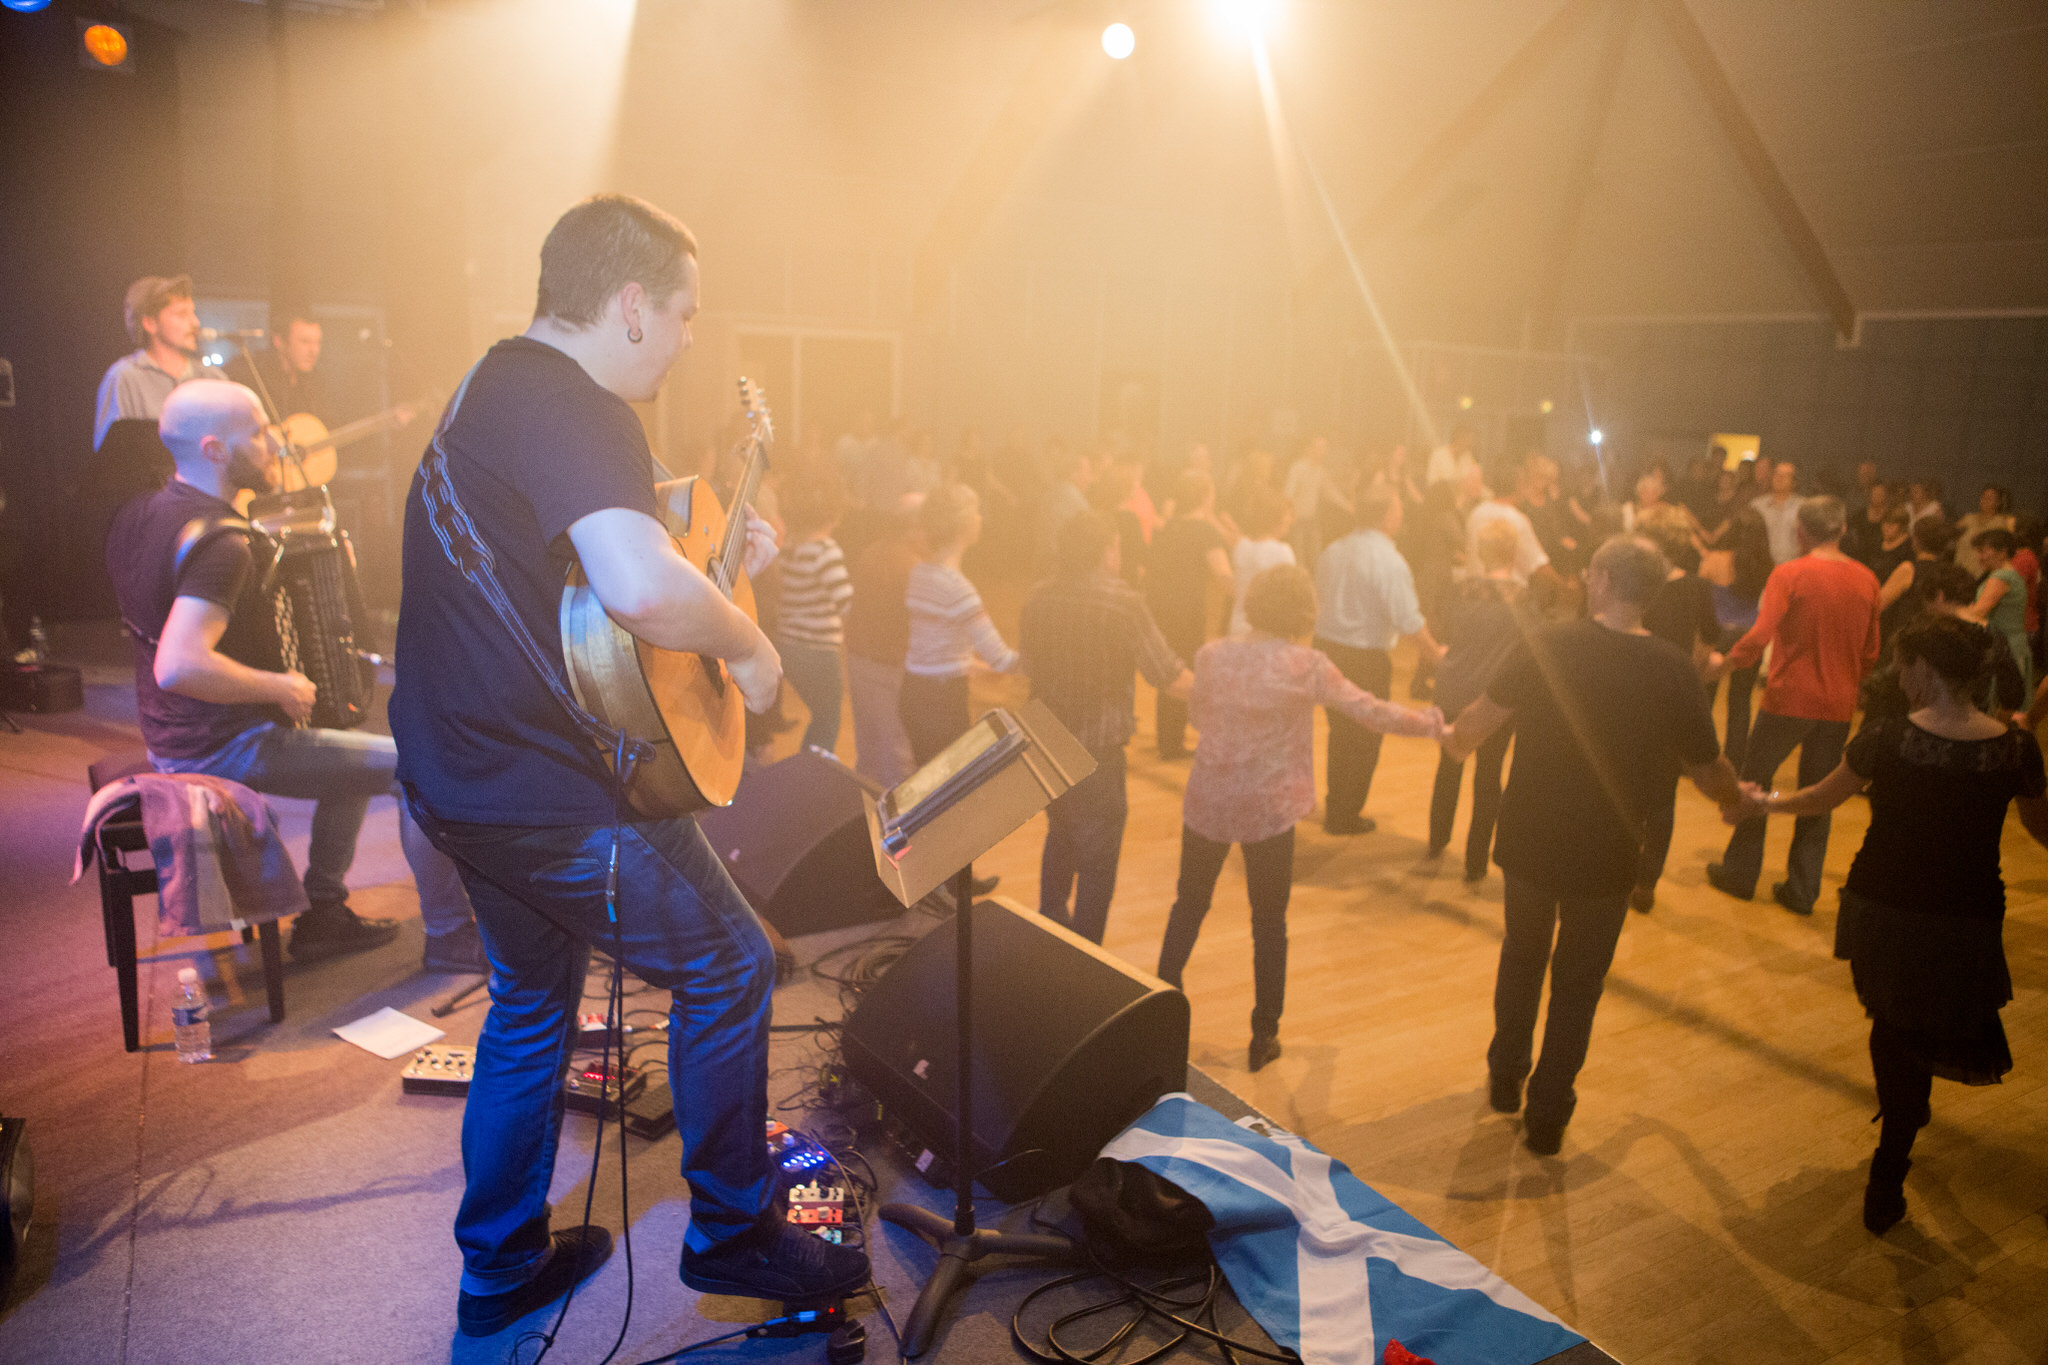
106,380,477,968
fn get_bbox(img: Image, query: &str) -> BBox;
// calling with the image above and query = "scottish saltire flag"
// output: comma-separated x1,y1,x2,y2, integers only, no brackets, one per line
1099,1094,1585,1365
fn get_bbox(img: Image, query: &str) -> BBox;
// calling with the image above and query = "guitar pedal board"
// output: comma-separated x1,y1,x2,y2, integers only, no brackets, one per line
769,1122,852,1244
400,1045,476,1097
563,1059,647,1116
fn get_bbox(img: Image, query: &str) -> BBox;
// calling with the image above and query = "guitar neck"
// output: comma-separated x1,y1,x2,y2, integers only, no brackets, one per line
714,441,769,597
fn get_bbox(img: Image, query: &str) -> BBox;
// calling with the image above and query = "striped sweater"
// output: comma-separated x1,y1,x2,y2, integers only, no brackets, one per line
904,561,1018,678
777,536,853,646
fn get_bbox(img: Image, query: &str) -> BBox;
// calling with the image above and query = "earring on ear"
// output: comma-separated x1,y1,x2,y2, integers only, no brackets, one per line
627,326,644,344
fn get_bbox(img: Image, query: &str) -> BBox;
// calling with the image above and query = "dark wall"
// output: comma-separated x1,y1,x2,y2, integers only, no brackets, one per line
0,4,185,627
1576,315,2048,506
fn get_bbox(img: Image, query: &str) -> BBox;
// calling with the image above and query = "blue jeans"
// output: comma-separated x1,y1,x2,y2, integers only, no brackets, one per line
407,806,775,1295
1716,711,1850,910
1039,744,1129,944
777,636,845,755
153,723,472,934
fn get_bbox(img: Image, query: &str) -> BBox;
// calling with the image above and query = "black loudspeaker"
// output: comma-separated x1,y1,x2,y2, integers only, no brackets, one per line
843,899,1189,1202
694,749,903,938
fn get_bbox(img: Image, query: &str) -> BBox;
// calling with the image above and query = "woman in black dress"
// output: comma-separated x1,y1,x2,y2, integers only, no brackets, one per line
1732,615,2048,1233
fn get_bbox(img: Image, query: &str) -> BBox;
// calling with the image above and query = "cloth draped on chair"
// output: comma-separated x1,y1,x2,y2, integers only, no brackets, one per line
75,772,308,936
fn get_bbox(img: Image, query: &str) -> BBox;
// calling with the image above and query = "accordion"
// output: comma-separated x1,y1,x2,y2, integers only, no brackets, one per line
248,490,379,731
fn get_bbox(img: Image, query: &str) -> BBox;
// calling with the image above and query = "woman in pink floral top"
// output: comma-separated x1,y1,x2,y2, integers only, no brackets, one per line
1157,565,1445,1071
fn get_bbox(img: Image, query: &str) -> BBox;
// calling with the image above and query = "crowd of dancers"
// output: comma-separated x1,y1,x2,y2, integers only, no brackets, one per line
736,424,2047,1238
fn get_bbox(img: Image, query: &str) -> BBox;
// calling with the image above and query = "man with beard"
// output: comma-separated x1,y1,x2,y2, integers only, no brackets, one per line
94,275,214,449
106,380,477,967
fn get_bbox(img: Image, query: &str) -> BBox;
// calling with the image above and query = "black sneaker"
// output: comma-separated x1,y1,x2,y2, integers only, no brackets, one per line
1703,862,1753,902
423,920,486,974
457,1225,613,1337
1771,882,1814,916
1488,1071,1523,1114
681,1217,869,1301
290,901,401,961
1523,1115,1566,1157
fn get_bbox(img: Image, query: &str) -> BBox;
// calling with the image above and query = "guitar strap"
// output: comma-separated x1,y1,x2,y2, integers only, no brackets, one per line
417,361,654,773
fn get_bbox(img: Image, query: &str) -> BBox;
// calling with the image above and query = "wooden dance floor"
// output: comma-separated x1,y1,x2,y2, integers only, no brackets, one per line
788,647,2048,1365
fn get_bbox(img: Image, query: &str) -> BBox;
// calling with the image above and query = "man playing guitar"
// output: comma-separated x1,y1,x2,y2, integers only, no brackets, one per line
391,194,868,1338
231,309,331,427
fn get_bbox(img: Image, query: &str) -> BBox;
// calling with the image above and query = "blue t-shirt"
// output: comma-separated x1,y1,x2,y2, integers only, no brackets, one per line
391,337,658,824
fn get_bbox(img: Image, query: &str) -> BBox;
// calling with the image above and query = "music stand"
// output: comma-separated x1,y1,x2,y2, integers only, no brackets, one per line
860,700,1095,1357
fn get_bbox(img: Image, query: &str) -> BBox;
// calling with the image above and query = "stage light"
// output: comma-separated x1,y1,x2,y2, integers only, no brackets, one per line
1589,428,1604,446
81,21,128,67
1208,0,1280,39
1101,22,1134,59
2,0,55,13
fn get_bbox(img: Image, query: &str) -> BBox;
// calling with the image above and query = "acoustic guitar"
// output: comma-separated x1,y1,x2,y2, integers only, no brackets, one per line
232,403,424,515
559,378,774,817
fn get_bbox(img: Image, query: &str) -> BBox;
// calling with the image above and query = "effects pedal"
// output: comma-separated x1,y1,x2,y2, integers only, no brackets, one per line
401,1045,475,1097
563,1059,646,1116
768,1123,851,1244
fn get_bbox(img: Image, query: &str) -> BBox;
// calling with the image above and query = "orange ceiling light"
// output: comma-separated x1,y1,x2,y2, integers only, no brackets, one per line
82,23,128,67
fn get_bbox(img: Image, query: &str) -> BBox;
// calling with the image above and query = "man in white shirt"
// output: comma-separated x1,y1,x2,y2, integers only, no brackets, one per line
1426,423,1482,489
1463,456,1553,587
93,275,209,450
1752,459,1803,563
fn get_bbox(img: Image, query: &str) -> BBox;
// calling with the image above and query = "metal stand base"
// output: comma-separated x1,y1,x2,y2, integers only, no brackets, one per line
878,1203,1075,1357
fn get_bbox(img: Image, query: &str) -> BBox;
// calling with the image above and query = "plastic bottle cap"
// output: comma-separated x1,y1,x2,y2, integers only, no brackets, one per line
177,967,200,984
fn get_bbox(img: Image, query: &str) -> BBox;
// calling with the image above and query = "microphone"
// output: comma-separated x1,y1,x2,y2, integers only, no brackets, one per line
198,327,268,341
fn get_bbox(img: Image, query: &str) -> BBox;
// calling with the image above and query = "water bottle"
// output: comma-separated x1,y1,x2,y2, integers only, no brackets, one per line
172,967,212,1063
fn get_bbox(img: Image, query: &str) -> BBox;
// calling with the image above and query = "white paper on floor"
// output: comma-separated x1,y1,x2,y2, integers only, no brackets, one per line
333,1007,446,1060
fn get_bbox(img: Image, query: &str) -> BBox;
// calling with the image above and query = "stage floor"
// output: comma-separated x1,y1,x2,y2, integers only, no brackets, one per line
2,623,2045,1364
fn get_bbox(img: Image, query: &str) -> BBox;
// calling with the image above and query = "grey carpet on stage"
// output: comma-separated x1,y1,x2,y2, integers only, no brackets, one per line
0,646,1275,1365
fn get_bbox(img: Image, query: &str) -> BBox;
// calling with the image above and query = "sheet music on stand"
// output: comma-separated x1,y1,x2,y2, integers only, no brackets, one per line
863,700,1094,908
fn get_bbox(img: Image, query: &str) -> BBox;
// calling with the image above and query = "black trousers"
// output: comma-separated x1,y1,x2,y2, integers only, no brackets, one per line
1315,639,1393,822
1637,771,1681,890
1154,613,1205,757
1488,873,1631,1128
1869,1017,1934,1160
1156,824,1295,1039
899,672,970,769
1039,744,1129,944
1429,722,1512,877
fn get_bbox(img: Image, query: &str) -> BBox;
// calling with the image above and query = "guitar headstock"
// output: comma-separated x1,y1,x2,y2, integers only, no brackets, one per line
736,377,775,454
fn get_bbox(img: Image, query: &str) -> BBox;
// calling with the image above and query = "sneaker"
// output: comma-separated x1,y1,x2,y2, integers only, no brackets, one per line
1704,862,1753,901
290,901,401,962
1323,815,1376,836
423,920,486,974
1248,1034,1282,1072
681,1216,870,1301
457,1225,613,1337
1771,882,1813,916
1488,1071,1523,1115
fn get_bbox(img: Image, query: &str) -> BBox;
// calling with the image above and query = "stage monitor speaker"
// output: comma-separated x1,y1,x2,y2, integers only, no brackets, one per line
695,749,903,938
843,899,1189,1202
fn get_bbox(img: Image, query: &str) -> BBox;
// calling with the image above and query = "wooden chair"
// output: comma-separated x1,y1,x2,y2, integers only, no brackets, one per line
88,754,286,1052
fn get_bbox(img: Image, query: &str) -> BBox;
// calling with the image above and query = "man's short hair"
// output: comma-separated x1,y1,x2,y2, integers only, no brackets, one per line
1911,515,1956,557
1588,534,1668,608
919,483,979,549
271,305,318,336
1475,517,1519,571
1355,484,1396,532
1922,561,1978,607
1796,495,1846,544
1244,565,1318,638
534,194,698,328
124,274,192,346
1056,509,1116,575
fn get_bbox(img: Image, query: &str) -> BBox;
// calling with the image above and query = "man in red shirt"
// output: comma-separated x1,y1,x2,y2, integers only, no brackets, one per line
1706,495,1880,914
